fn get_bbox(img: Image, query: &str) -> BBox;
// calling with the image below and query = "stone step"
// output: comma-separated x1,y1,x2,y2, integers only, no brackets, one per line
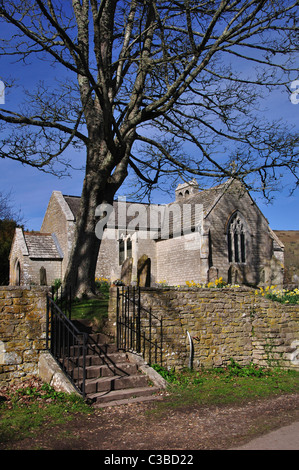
69,351,128,367
88,333,114,345
83,373,149,395
57,328,164,407
90,386,160,407
68,342,118,357
94,394,163,408
69,362,138,380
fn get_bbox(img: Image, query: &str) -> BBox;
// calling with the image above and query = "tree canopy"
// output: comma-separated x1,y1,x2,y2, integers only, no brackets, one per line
0,0,298,294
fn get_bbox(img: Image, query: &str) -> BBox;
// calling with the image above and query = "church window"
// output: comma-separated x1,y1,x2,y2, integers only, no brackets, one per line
119,239,125,265
119,236,133,265
228,213,246,263
15,261,21,286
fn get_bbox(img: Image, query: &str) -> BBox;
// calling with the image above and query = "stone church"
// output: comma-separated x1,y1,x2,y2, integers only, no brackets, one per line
9,178,285,289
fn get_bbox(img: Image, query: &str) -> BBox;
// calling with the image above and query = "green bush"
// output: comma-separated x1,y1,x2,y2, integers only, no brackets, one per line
227,358,267,377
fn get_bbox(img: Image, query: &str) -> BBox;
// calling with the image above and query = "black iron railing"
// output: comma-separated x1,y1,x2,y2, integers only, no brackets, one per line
46,295,87,398
116,286,163,366
46,292,130,400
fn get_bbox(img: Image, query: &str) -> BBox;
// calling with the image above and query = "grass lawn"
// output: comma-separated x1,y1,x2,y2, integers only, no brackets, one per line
151,363,299,412
71,297,108,322
69,283,110,330
0,382,91,446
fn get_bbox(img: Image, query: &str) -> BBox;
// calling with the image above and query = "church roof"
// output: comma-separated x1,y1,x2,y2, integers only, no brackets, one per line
61,180,241,237
23,232,63,259
63,195,81,220
61,179,254,237
62,194,160,231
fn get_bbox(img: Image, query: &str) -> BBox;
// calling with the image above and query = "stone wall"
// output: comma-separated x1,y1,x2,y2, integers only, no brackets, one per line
156,234,202,285
108,287,299,371
0,286,49,385
24,258,62,287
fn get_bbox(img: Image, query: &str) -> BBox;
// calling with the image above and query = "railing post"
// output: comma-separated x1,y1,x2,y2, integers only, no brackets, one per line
68,285,72,321
82,333,87,400
149,308,152,365
116,287,120,349
133,286,135,350
160,318,163,366
51,296,55,356
137,287,141,353
60,285,63,312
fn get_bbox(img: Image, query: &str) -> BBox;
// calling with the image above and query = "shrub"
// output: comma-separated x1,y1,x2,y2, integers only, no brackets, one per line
227,358,267,377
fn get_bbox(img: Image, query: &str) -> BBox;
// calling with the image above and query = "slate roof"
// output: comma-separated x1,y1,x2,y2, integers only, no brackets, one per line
23,232,63,259
62,180,235,237
63,195,160,231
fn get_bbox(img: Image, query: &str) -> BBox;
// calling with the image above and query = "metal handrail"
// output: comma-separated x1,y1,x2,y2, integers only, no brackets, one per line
46,293,131,400
116,286,163,365
46,295,87,398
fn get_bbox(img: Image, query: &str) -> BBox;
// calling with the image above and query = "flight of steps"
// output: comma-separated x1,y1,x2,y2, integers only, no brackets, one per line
67,329,162,408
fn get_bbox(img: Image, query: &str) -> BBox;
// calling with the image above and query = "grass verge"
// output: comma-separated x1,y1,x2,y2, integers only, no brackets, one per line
1,363,298,447
0,379,91,447
151,362,299,412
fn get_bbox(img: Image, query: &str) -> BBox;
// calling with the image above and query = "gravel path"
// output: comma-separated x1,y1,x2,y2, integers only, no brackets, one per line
3,393,299,451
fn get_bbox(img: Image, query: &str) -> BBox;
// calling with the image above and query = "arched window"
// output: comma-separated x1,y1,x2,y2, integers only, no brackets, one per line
15,260,21,285
228,213,246,263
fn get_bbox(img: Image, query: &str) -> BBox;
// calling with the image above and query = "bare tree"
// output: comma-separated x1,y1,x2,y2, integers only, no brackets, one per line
0,190,24,285
0,1,298,296
0,190,23,224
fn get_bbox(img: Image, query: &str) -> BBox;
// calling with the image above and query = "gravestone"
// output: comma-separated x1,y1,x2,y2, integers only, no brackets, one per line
228,265,243,285
121,258,133,285
137,254,151,287
40,266,47,286
208,266,218,283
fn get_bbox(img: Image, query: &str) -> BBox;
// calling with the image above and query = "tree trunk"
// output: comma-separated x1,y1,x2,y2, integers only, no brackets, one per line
63,139,129,298
63,145,117,298
63,189,102,297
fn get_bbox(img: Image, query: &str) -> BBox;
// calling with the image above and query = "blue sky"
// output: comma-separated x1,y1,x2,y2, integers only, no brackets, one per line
0,17,298,232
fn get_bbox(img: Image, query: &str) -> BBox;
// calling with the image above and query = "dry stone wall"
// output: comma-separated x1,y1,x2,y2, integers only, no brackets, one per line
108,287,299,371
0,286,49,385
